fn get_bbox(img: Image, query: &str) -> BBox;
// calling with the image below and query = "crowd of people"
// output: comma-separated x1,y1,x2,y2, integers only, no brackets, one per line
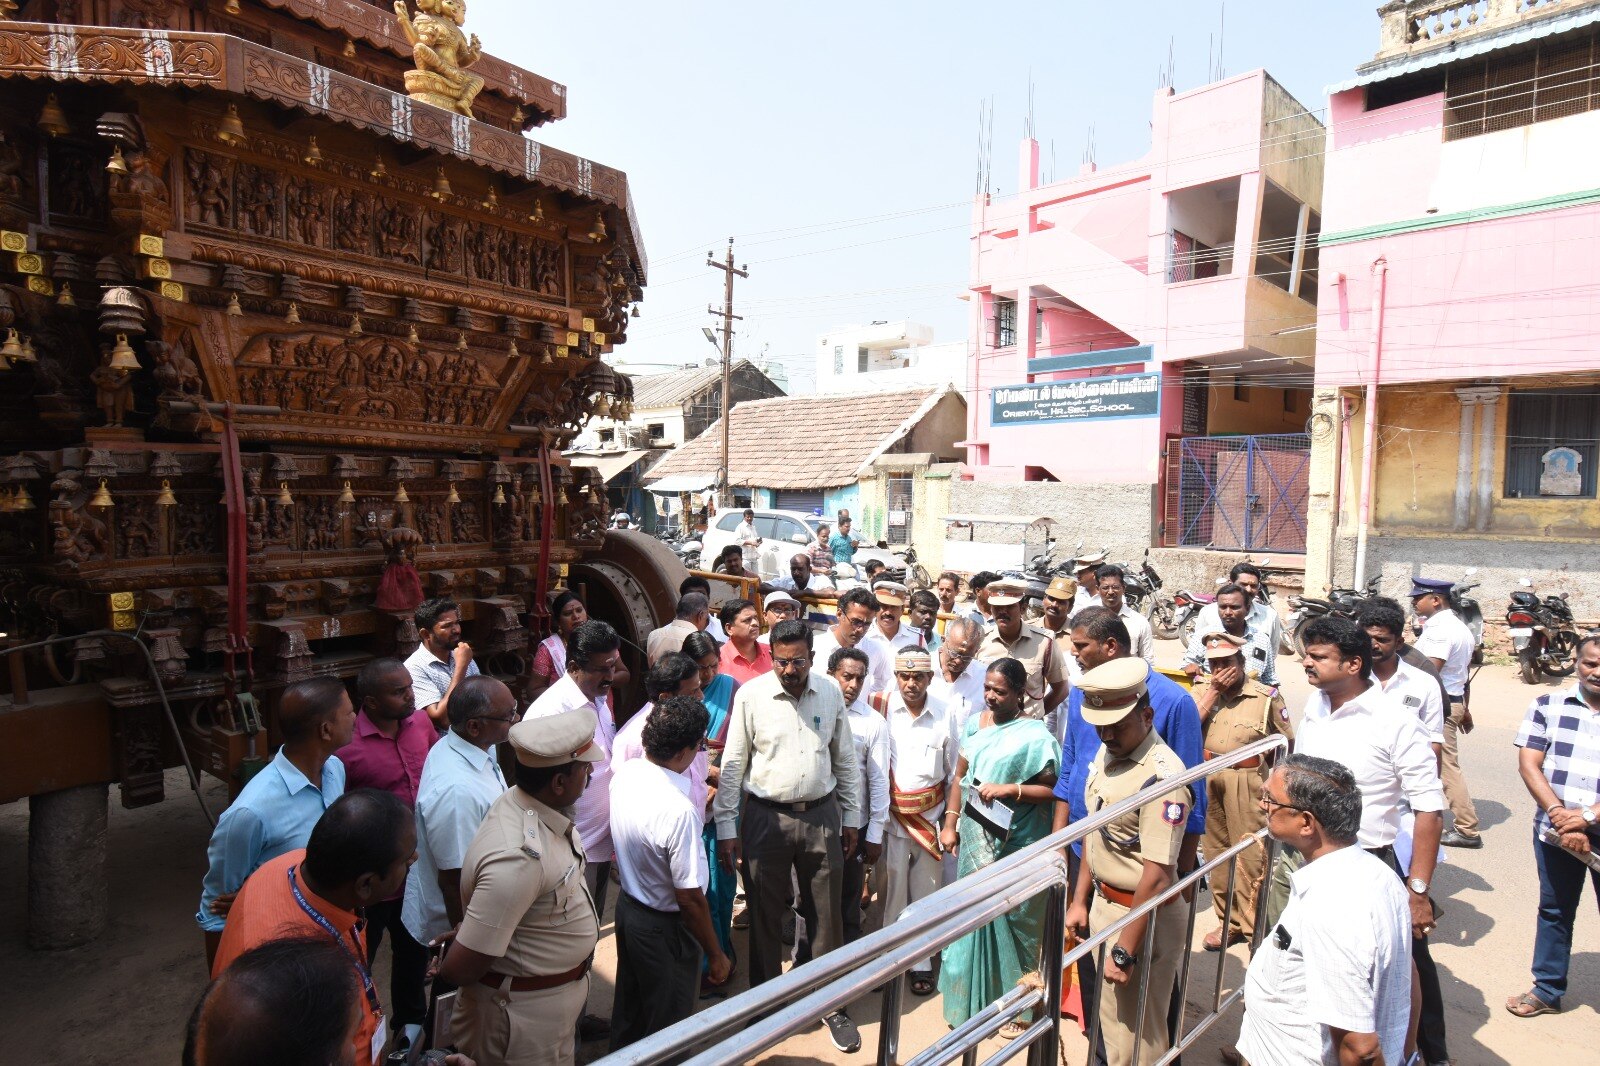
184,540,1600,1066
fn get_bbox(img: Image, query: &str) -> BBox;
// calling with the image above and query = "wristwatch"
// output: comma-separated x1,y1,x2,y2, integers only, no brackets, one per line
1583,807,1597,826
1407,877,1430,896
1110,945,1139,969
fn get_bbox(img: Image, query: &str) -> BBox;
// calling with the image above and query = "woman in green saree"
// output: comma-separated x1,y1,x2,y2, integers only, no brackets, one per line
937,656,1061,1037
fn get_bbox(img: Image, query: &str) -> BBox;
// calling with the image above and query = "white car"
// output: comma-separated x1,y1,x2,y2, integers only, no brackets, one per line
699,508,902,582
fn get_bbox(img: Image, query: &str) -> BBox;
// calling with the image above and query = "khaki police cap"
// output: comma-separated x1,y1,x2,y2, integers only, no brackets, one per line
1072,550,1109,573
1078,657,1150,726
894,647,934,674
874,581,909,608
986,578,1026,606
509,706,604,768
1045,576,1077,601
1202,631,1247,660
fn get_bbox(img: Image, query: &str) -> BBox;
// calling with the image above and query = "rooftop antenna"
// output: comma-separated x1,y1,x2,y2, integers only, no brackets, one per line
1082,123,1096,167
1024,70,1036,141
1216,2,1227,80
1049,138,1057,183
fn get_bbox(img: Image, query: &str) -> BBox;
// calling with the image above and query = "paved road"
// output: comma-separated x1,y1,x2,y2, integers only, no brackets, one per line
1,643,1595,1064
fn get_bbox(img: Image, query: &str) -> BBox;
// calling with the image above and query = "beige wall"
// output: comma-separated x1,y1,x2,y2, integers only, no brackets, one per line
1205,370,1310,435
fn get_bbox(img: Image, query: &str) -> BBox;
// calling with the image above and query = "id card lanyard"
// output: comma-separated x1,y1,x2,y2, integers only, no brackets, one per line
288,865,385,1036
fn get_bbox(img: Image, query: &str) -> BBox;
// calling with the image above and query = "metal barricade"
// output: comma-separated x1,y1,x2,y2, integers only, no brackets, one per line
600,734,1289,1066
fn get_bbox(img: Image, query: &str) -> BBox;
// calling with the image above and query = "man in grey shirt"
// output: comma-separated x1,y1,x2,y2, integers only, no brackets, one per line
713,619,865,1052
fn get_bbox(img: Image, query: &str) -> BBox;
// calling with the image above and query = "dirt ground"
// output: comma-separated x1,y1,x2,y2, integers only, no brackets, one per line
2,641,1595,1064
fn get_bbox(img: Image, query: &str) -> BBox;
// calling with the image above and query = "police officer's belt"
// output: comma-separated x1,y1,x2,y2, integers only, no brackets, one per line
1203,750,1261,769
480,957,591,992
1095,880,1137,908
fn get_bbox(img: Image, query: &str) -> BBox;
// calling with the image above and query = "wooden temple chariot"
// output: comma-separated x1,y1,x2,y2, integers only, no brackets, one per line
0,0,682,947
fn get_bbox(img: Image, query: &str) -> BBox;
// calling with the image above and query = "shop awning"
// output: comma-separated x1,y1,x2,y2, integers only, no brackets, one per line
646,473,716,494
568,449,654,484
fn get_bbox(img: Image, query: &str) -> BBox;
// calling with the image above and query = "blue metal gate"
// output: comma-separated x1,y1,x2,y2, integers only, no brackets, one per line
1173,433,1310,552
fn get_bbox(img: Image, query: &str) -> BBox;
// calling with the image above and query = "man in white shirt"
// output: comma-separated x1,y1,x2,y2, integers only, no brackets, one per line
812,586,893,697
877,648,957,994
1360,601,1445,760
1093,565,1155,666
405,597,480,728
402,676,512,952
734,508,762,573
608,696,732,1051
526,620,623,923
1291,615,1451,1066
611,654,709,821
864,582,922,657
1237,756,1412,1066
1195,562,1285,661
929,618,987,736
1410,576,1482,851
756,590,801,645
1070,552,1107,613
828,647,889,944
765,552,836,599
645,593,710,666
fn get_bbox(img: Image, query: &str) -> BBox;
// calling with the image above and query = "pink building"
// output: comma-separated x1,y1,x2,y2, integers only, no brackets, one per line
962,71,1324,556
1305,0,1600,606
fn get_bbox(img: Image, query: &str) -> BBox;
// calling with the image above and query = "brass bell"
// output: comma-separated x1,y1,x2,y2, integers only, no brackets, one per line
338,481,356,505
589,213,608,241
370,155,387,179
89,479,115,508
491,484,507,506
14,486,33,511
456,332,468,351
530,199,545,223
284,301,301,324
108,334,140,371
557,488,568,506
303,137,322,165
433,168,453,200
0,488,15,513
276,481,294,506
225,0,241,12
58,284,75,308
393,483,410,504
217,105,247,147
631,304,641,318
482,186,498,210
594,394,612,418
16,335,37,364
508,340,520,359
348,314,363,336
512,105,527,126
0,328,22,361
343,37,357,59
407,324,420,346
540,348,552,365
226,292,243,317
106,145,128,176
156,480,178,507
37,94,69,138
445,483,461,505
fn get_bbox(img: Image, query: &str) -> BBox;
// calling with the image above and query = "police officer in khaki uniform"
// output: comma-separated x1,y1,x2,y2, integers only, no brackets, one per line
1064,658,1192,1066
1192,632,1293,952
977,579,1068,732
439,706,604,1066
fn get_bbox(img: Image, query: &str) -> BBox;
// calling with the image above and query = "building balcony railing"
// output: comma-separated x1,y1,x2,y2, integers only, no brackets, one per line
1376,0,1570,61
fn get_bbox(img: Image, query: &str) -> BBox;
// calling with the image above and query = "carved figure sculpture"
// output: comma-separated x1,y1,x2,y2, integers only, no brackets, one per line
90,347,136,426
394,0,486,118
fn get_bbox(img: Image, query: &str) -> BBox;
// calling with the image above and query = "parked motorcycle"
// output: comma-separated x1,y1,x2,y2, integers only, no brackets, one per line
1003,537,1075,615
1121,549,1171,635
1171,586,1217,649
1284,575,1381,657
1452,571,1486,664
1507,577,1579,685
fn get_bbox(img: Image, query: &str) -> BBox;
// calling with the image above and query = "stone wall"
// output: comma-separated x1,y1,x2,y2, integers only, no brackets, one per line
945,480,1155,568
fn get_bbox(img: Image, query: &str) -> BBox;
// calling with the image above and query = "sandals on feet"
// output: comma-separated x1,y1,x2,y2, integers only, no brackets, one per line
1506,990,1557,1018
998,1020,1031,1040
909,971,936,996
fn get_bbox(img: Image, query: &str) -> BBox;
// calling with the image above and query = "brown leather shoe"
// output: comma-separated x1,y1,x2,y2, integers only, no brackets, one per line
1203,927,1249,951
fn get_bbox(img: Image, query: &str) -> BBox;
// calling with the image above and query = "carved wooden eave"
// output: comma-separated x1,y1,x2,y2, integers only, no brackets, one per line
0,21,645,280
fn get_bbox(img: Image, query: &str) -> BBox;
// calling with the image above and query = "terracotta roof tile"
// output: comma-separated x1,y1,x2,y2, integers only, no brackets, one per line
645,387,945,490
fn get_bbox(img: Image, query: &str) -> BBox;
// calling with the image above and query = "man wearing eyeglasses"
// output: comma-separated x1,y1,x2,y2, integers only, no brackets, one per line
402,676,516,956
713,619,865,1052
1236,755,1412,1066
930,618,987,736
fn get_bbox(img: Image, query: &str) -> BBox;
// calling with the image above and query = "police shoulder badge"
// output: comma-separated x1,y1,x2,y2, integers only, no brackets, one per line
1161,800,1187,826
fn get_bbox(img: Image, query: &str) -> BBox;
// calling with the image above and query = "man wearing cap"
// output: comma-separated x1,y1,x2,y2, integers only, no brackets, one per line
1192,632,1292,951
1064,658,1193,1066
439,707,605,1066
757,590,802,644
1411,576,1482,850
813,586,894,699
766,552,836,600
713,619,866,1052
877,647,958,996
865,581,922,656
977,579,1068,733
1094,566,1155,667
1182,582,1278,687
1071,552,1108,613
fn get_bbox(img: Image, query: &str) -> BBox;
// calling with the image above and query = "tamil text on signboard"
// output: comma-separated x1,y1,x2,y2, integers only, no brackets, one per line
991,372,1161,426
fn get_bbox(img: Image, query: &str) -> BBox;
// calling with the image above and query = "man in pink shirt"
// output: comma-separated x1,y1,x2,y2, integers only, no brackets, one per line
718,598,773,684
335,657,439,1036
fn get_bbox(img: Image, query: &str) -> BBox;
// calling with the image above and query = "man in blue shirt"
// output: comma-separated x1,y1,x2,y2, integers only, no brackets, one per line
1050,607,1204,1064
196,675,356,967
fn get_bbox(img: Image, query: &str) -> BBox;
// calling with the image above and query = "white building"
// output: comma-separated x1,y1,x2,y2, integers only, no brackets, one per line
815,320,966,395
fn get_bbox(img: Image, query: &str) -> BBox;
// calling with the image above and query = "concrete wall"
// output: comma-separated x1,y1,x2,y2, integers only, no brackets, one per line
1204,370,1309,435
855,464,954,575
945,480,1157,568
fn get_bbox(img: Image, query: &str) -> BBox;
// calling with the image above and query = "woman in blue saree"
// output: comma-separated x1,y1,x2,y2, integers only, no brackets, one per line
685,630,739,991
938,656,1061,1036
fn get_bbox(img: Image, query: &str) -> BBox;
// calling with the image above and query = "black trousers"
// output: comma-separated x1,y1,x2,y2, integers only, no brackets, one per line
742,794,843,987
364,898,429,1028
610,893,702,1055
1368,844,1449,1063
841,851,867,944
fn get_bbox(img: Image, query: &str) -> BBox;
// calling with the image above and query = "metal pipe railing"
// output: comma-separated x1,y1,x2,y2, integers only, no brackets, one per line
601,734,1289,1066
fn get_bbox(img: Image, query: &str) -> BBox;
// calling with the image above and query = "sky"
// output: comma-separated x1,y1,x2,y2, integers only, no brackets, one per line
470,1,1378,392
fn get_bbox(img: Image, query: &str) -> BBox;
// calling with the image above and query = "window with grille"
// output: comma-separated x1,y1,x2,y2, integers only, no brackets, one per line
857,347,869,373
833,345,844,374
1504,388,1599,498
1446,31,1600,140
993,297,1017,348
886,475,914,544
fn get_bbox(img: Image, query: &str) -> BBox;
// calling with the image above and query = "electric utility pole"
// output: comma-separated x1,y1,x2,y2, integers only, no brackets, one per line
707,238,748,500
